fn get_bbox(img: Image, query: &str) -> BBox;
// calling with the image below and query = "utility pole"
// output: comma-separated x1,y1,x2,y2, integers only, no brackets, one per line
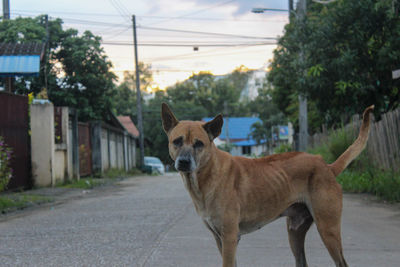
2,0,10,19
132,15,145,168
3,0,12,93
297,0,308,151
43,14,49,91
223,101,230,147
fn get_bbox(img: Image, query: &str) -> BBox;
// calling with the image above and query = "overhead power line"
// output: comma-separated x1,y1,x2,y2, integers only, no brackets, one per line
12,13,279,41
12,9,287,22
144,0,235,26
101,41,276,47
138,26,278,40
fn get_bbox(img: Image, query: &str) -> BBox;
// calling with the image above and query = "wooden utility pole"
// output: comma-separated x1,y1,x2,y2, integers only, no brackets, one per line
297,0,308,151
132,15,145,168
2,0,10,19
3,0,12,92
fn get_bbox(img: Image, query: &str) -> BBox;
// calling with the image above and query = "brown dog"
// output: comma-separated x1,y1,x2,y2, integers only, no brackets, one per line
161,103,374,267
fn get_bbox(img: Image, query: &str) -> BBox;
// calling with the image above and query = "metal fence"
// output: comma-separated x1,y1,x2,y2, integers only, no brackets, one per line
0,91,31,189
78,122,92,177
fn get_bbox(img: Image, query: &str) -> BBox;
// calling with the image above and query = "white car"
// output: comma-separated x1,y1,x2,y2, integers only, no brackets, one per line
144,156,165,174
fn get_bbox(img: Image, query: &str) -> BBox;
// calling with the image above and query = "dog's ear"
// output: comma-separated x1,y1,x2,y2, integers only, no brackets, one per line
161,103,179,134
203,114,223,141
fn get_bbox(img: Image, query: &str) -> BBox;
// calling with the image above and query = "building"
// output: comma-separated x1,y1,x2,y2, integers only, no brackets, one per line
202,117,267,157
0,42,45,92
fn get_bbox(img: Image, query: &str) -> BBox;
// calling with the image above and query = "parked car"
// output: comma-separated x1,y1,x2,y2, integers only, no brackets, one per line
144,156,165,174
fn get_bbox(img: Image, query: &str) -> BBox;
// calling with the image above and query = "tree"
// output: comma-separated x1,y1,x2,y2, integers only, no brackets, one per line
268,0,400,131
51,30,116,121
0,16,117,121
249,85,286,148
0,16,65,95
112,63,153,117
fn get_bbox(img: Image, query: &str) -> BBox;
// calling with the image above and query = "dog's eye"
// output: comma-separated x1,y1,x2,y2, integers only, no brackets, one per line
193,140,204,149
173,137,183,147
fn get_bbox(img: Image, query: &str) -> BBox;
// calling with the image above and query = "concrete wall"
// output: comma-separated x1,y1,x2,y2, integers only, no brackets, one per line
31,103,55,187
31,104,72,187
92,124,137,173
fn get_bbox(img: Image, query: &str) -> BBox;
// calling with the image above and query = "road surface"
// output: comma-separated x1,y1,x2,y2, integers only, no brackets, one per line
0,173,400,266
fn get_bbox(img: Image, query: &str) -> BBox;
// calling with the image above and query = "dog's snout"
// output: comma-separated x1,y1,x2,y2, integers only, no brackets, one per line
175,154,196,172
178,158,191,170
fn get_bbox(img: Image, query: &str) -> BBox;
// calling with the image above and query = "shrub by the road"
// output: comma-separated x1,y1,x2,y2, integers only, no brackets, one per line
309,128,400,202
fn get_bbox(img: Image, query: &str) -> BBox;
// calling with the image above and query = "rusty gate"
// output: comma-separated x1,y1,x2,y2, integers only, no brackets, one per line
78,122,92,176
0,92,31,189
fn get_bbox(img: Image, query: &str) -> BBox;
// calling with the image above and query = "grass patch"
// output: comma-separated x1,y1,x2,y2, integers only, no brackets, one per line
61,178,107,189
60,168,143,189
0,194,53,214
309,126,400,202
337,169,400,202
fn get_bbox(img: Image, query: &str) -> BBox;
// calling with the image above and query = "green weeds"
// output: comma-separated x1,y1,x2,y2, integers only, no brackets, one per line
0,194,53,214
309,127,400,202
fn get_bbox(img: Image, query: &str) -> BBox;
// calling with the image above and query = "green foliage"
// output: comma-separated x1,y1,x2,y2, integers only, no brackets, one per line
141,68,256,164
218,143,234,153
0,136,12,192
309,123,400,202
326,127,355,162
0,194,52,214
249,85,286,148
112,63,154,117
61,178,106,189
0,16,117,121
269,0,400,132
338,170,400,202
51,30,116,121
274,143,293,154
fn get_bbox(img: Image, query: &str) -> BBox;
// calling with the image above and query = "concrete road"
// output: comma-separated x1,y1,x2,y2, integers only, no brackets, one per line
1,173,400,267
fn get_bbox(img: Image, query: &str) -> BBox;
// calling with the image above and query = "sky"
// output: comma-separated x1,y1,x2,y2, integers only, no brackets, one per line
3,0,291,89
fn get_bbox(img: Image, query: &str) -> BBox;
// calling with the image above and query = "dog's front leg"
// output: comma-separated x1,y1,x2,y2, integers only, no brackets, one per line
221,223,239,267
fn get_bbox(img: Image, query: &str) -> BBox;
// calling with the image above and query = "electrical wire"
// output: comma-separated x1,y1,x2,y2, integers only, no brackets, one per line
101,41,276,47
12,9,288,22
138,26,278,40
108,0,131,23
144,0,235,26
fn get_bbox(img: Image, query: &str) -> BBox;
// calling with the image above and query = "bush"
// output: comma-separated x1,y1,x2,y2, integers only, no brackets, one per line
327,127,355,161
274,142,293,154
0,136,13,192
338,169,400,202
309,126,400,202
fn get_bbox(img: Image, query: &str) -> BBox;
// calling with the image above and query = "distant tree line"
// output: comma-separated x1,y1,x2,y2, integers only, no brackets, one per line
114,66,285,165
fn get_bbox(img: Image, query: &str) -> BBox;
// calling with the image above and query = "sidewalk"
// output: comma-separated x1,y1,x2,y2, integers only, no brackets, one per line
0,177,128,221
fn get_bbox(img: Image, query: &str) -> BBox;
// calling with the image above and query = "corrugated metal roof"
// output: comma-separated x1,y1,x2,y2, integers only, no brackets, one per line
0,42,44,56
202,117,262,140
234,138,266,147
0,55,40,76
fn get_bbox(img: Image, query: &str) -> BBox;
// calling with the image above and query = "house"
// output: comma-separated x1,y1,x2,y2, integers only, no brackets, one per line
0,42,45,92
202,117,267,157
117,116,139,138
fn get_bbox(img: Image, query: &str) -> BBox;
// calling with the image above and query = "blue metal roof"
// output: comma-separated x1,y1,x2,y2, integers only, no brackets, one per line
202,117,262,140
234,138,267,147
0,55,41,77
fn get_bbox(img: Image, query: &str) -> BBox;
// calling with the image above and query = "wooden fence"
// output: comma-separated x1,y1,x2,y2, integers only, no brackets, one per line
309,108,400,172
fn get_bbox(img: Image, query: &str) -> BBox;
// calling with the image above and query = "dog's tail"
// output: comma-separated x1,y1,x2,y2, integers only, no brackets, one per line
328,105,374,177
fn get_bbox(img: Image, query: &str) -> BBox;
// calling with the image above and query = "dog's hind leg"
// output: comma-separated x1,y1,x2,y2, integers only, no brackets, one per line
310,180,348,267
286,205,314,267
